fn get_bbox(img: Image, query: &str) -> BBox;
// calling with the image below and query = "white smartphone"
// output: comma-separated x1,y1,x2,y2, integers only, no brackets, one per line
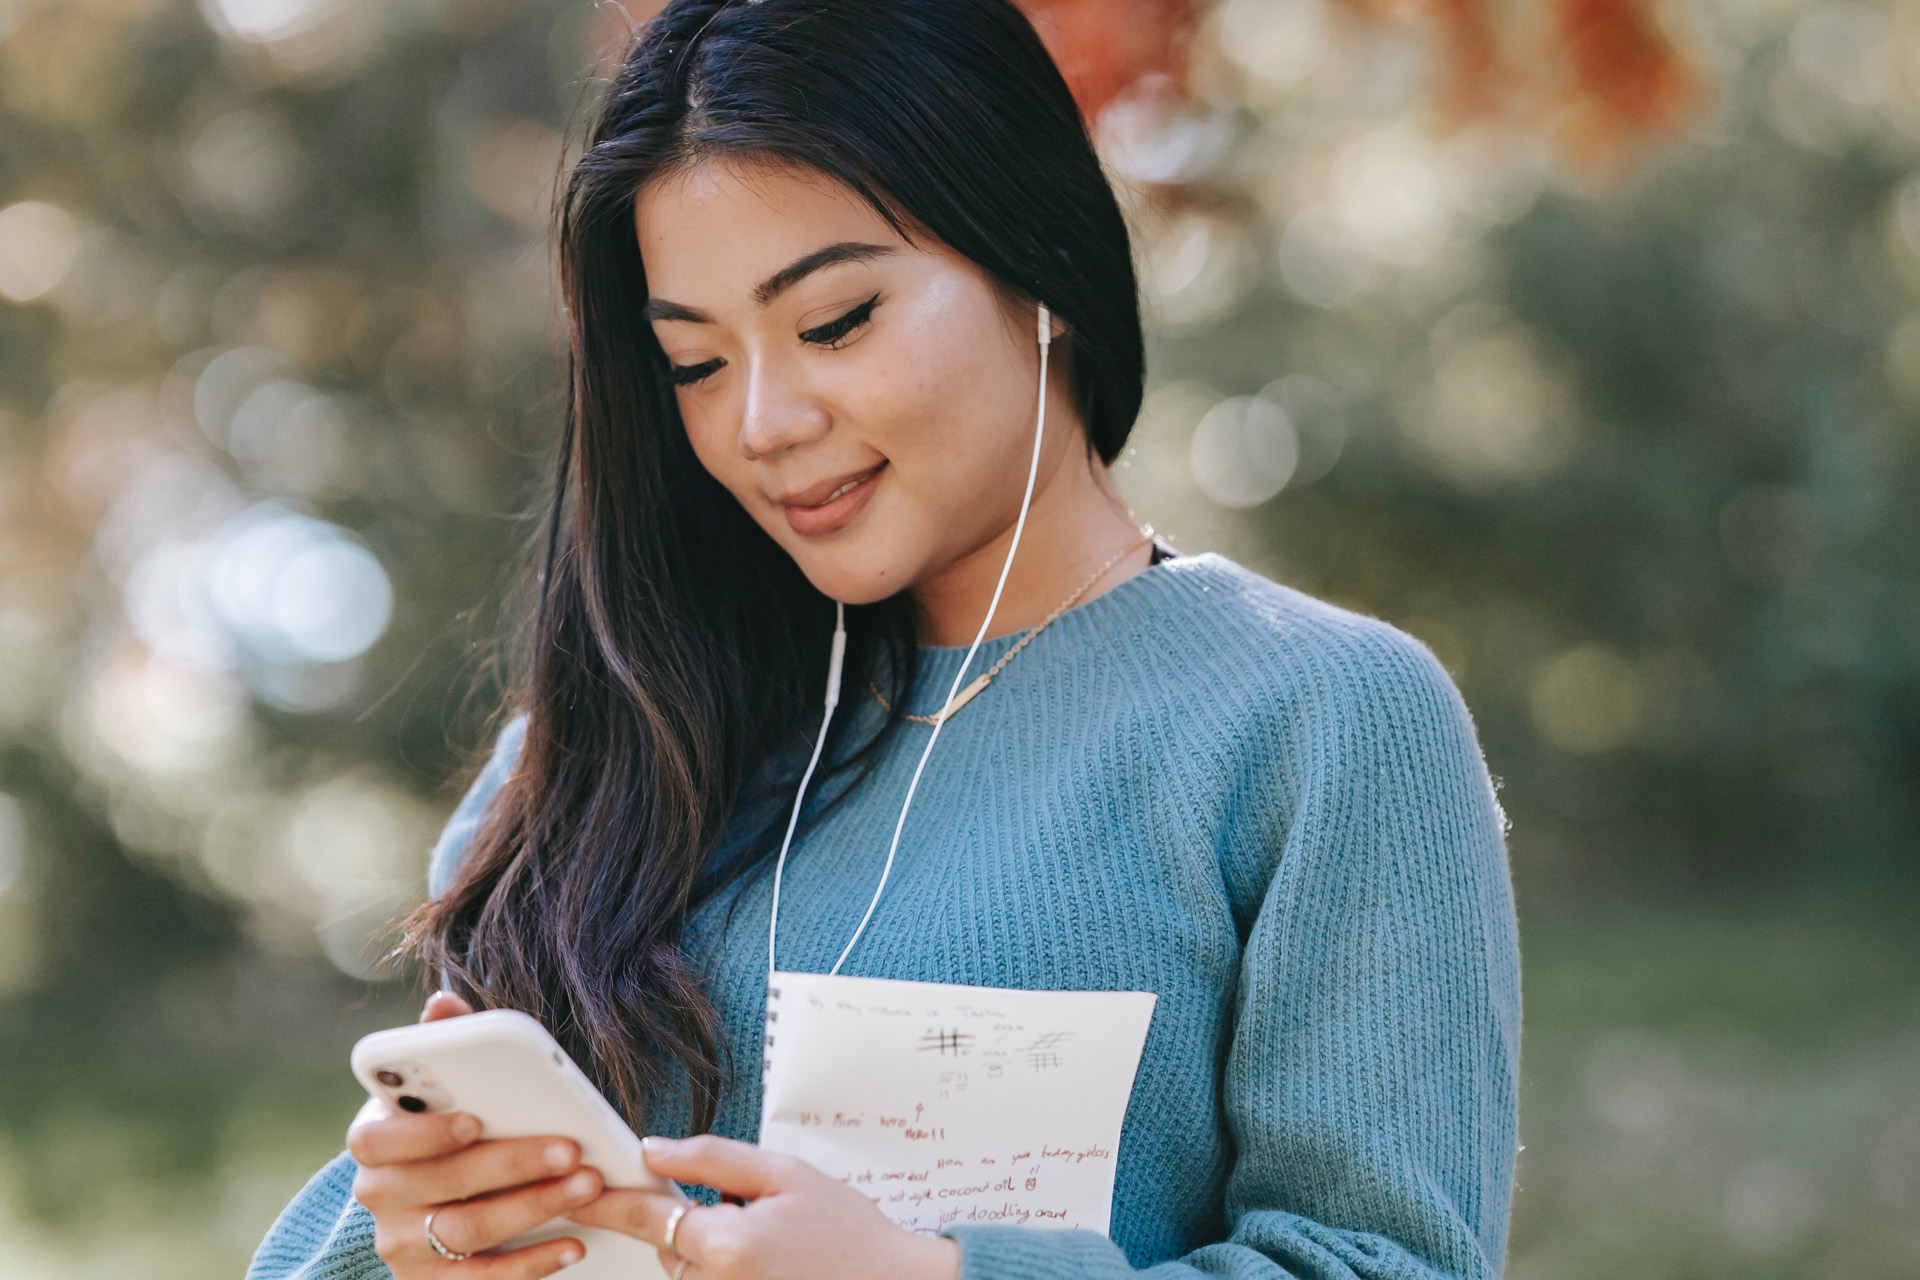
351,1008,683,1280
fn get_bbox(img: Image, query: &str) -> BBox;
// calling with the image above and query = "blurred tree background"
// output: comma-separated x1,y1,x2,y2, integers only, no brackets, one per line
0,0,1915,1275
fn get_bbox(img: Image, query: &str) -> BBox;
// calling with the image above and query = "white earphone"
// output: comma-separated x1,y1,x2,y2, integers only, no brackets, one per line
767,304,1053,977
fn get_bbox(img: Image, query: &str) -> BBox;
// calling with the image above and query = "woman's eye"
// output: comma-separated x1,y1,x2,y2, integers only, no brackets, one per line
800,295,879,349
669,357,725,387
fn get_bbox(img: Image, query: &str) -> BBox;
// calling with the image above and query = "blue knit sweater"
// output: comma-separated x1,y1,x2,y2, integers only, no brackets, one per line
247,551,1520,1280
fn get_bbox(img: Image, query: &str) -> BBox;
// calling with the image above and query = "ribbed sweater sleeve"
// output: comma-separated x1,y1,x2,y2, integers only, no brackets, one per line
244,1153,387,1280
941,625,1519,1280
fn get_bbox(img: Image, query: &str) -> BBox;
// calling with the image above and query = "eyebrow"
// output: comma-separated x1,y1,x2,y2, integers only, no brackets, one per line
642,241,896,323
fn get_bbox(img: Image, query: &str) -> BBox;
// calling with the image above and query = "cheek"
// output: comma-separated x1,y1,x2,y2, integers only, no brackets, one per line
855,285,1024,470
678,395,719,463
678,396,753,501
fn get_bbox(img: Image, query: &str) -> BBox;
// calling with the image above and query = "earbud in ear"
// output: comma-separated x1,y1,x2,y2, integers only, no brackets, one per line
1038,303,1051,351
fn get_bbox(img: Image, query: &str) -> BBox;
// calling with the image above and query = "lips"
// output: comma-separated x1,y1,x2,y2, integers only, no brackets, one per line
780,460,887,537
818,472,871,504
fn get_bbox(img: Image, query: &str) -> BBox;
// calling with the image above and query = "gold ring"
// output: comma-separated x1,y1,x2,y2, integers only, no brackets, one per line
662,1201,690,1255
423,1207,470,1262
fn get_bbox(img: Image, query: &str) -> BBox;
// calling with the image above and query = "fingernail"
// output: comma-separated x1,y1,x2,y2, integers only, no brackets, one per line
559,1245,584,1266
546,1141,574,1169
640,1135,676,1151
564,1171,596,1197
451,1114,481,1143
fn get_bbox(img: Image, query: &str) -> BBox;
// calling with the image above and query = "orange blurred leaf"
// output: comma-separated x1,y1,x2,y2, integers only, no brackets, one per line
1016,0,1199,119
1021,0,1702,170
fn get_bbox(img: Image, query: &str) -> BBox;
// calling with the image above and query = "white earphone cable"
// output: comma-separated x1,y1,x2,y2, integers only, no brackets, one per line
825,305,1051,975
766,305,1053,978
766,599,845,976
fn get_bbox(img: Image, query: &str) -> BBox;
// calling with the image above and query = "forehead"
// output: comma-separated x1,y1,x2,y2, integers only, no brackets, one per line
634,159,905,301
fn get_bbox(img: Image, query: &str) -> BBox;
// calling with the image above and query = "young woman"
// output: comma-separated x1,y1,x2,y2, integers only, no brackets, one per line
248,0,1519,1277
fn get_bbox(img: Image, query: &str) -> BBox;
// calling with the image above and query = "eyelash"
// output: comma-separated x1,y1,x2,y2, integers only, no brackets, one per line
667,295,880,388
669,358,724,387
800,294,879,348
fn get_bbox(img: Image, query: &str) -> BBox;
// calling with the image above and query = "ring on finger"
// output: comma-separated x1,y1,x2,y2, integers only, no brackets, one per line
671,1259,691,1280
423,1208,471,1262
662,1202,690,1255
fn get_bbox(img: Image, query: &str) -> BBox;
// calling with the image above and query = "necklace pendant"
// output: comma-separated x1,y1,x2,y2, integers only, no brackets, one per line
936,673,993,721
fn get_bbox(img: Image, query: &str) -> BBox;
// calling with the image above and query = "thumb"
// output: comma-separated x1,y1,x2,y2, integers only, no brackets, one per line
640,1135,798,1201
420,990,475,1023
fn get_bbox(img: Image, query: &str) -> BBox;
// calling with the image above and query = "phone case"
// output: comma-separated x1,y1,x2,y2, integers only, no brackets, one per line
351,1009,679,1280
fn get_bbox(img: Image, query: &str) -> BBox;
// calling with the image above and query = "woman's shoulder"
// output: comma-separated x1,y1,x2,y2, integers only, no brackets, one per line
425,712,529,898
1142,554,1506,919
1123,551,1468,734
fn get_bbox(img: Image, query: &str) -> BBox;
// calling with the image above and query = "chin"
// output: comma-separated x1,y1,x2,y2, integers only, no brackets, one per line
783,530,922,608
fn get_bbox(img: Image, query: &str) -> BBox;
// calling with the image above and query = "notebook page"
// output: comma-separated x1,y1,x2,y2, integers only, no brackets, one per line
758,970,1157,1236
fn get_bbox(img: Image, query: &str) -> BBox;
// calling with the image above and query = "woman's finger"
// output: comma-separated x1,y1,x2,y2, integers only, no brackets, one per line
446,1235,585,1280
346,1092,388,1140
357,1135,583,1208
639,1135,796,1201
420,1167,603,1258
348,1109,482,1168
420,990,475,1022
569,1187,732,1252
464,1238,585,1280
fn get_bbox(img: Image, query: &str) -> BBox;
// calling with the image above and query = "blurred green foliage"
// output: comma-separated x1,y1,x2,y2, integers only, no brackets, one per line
0,0,1914,1274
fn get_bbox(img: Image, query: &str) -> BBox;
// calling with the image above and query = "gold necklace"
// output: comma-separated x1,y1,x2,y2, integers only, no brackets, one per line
871,526,1158,725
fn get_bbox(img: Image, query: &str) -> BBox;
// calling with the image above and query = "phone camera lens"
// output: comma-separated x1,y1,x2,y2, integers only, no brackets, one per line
375,1070,404,1088
397,1095,428,1113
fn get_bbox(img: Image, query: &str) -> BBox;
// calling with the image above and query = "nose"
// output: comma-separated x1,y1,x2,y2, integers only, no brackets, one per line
737,352,830,460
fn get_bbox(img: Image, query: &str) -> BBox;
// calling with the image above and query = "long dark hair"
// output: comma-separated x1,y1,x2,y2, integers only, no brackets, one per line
409,0,1143,1132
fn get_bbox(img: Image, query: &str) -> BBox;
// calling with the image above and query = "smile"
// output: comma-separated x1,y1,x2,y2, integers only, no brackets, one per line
822,474,867,503
781,461,887,537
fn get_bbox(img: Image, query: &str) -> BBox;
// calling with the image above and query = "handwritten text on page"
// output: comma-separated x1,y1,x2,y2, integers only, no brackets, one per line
758,971,1156,1236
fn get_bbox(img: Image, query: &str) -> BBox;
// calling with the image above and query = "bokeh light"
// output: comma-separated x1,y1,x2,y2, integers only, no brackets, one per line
0,201,80,304
1189,394,1299,507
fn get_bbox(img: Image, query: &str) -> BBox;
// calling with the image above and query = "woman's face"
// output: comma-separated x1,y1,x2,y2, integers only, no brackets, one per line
634,158,1074,606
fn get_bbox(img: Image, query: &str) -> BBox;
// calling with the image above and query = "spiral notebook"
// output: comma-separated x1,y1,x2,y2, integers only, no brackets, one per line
758,970,1157,1235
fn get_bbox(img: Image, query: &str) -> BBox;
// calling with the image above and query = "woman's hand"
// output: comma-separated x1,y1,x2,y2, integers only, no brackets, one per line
570,1135,961,1280
346,992,604,1278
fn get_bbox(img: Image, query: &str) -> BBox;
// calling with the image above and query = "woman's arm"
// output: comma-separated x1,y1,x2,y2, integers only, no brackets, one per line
248,717,534,1280
942,625,1521,1280
246,1153,387,1280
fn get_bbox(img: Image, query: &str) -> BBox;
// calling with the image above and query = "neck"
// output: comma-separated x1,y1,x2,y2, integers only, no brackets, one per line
910,434,1149,648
